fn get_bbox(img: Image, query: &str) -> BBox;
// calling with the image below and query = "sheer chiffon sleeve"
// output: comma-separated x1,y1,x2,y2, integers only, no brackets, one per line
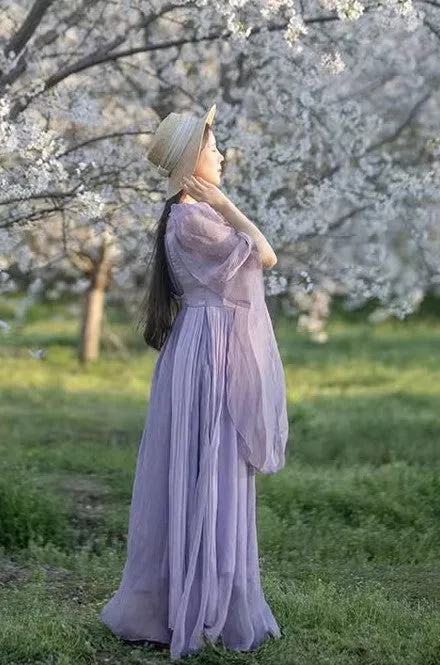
169,202,257,292
226,303,289,474
168,201,288,475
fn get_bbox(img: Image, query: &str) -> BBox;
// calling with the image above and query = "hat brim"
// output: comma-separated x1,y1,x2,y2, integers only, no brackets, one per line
167,103,216,200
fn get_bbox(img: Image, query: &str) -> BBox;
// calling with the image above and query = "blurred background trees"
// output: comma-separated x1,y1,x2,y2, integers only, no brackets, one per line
1,0,439,361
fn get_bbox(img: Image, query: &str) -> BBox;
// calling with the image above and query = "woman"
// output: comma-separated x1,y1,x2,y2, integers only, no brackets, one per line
99,103,289,660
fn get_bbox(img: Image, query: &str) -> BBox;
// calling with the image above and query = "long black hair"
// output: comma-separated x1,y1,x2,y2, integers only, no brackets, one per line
134,124,211,351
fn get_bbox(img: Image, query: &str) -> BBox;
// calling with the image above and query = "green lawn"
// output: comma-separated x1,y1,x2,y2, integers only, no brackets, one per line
1,295,440,664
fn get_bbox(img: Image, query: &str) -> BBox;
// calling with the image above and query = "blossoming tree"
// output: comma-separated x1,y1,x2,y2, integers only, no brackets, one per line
1,0,439,361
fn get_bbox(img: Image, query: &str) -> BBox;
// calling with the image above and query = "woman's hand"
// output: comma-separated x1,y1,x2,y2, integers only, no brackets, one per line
180,175,228,212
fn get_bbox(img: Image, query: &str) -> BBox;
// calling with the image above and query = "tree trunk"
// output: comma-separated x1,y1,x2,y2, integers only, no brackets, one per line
79,242,112,364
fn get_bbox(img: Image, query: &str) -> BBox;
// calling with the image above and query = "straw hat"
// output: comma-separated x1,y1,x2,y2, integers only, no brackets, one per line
147,103,217,200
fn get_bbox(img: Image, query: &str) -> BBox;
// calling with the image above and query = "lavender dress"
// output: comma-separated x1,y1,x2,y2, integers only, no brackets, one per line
99,201,289,660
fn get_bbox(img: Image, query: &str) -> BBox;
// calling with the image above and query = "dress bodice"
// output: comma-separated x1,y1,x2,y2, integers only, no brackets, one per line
165,201,264,310
164,201,289,474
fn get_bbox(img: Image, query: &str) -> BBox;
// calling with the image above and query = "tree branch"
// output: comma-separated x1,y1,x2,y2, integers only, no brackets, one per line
3,0,55,61
6,15,339,120
423,17,440,41
67,249,94,273
57,129,154,158
364,90,433,153
0,205,61,229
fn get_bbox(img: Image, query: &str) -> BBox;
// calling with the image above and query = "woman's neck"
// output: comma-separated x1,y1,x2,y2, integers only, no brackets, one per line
179,193,198,205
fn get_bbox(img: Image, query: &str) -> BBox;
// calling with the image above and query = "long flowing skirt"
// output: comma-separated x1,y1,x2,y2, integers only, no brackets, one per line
99,305,282,659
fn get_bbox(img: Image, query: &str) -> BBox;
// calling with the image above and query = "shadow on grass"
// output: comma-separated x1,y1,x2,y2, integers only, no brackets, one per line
280,326,440,371
1,370,439,474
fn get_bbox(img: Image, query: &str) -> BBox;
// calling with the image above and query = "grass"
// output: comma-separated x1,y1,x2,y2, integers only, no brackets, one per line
0,293,440,664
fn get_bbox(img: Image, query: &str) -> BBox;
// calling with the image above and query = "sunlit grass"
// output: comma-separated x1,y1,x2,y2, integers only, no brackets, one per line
1,294,440,664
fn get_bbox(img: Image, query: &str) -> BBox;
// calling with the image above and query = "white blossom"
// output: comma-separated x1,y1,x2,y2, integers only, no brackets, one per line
0,0,439,329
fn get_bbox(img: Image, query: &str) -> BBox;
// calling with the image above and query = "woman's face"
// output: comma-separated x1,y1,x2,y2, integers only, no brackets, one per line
193,128,224,186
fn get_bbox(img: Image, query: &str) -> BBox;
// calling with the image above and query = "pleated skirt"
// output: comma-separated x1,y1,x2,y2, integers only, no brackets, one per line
99,304,282,659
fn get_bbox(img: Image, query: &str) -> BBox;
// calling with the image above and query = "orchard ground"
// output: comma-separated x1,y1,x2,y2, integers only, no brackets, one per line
0,294,440,665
